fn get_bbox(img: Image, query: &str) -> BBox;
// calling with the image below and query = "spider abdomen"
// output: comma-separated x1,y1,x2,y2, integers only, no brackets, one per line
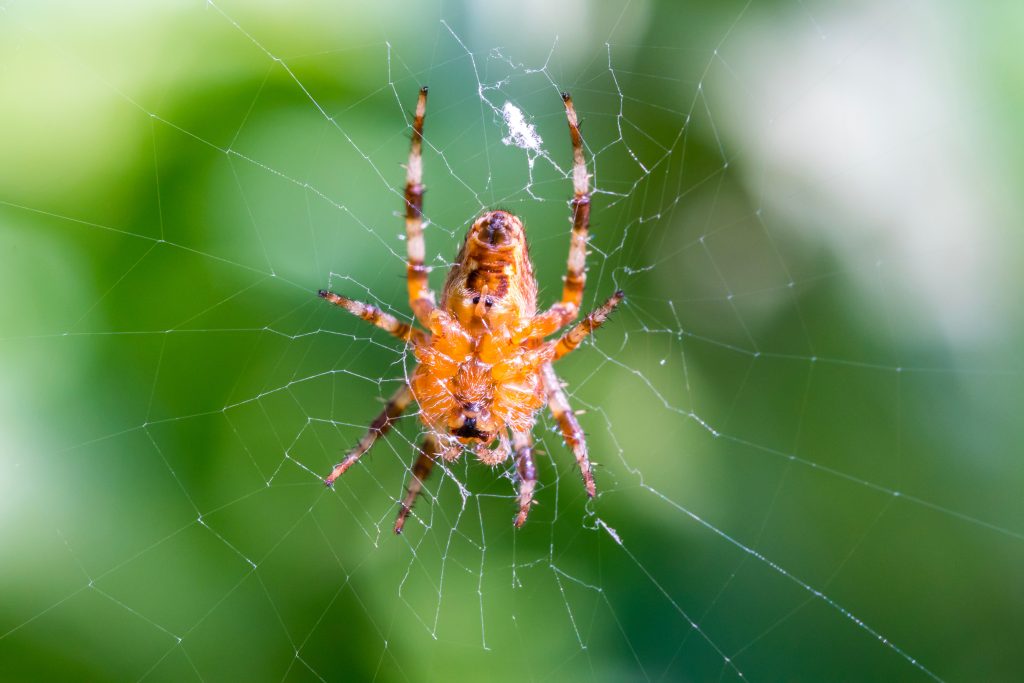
442,210,538,334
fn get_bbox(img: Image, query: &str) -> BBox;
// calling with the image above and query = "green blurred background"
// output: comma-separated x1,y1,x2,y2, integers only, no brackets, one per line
2,1,1023,681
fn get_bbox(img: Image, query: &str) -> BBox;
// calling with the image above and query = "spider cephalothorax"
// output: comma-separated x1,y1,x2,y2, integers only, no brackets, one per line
320,87,623,531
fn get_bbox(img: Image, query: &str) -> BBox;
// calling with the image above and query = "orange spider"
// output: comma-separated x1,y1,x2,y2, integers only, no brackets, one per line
319,87,623,532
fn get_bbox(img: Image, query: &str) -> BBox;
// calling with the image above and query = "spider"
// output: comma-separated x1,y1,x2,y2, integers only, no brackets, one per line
319,87,623,532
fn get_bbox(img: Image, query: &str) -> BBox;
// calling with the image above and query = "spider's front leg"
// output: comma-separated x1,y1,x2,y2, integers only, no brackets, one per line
393,433,440,534
512,429,537,528
324,383,414,486
541,363,596,498
405,86,436,327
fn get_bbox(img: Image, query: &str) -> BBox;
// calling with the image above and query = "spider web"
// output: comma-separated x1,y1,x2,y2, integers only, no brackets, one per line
2,1,1023,681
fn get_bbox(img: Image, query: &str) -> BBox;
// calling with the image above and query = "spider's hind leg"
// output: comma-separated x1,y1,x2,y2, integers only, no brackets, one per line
555,92,591,319
404,86,436,326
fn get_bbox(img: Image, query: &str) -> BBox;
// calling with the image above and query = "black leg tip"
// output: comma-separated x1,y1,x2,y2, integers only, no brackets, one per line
561,91,571,102
614,289,625,299
317,289,328,298
420,85,429,94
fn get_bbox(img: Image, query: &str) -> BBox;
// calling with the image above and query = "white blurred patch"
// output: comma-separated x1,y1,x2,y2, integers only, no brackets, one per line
715,3,1013,347
467,0,650,66
0,392,30,532
500,102,544,153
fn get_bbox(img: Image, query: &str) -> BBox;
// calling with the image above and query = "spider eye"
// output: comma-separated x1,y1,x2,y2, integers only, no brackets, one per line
484,299,493,308
471,296,481,304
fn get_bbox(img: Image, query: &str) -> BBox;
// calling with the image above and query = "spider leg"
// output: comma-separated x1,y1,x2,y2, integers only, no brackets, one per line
405,86,436,327
512,429,537,528
541,363,596,497
394,433,440,534
513,307,571,344
318,290,425,345
554,92,591,321
553,290,624,360
324,383,414,486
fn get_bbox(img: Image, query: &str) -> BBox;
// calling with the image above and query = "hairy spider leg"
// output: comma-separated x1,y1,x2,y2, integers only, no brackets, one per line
393,433,440,534
324,383,414,486
513,306,570,344
512,428,537,528
541,363,596,497
318,290,425,345
406,86,435,327
553,290,624,360
554,92,591,321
